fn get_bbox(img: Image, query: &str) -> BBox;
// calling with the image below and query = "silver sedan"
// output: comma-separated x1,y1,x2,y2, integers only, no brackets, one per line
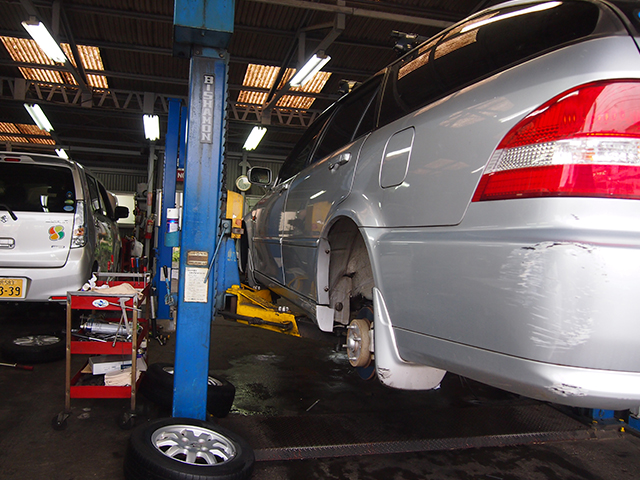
244,0,640,409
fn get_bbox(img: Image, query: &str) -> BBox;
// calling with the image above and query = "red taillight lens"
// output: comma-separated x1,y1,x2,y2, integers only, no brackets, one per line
473,81,640,202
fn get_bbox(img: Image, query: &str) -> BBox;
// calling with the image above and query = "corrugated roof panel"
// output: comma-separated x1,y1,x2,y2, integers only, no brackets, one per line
61,44,109,89
276,95,315,110
0,36,109,88
1,36,55,66
237,91,268,105
243,64,281,89
0,123,56,145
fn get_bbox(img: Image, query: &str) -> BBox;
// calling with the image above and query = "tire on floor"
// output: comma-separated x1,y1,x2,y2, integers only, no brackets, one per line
124,417,254,480
1,332,65,363
139,362,236,418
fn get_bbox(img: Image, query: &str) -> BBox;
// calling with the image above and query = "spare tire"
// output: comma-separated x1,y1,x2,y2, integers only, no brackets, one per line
1,332,65,363
140,363,235,418
124,417,254,480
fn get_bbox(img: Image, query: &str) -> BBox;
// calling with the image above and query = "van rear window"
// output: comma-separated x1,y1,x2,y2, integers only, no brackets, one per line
0,163,75,213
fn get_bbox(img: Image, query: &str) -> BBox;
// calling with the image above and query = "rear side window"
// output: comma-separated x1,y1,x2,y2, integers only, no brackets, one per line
278,75,383,182
379,1,602,127
87,175,107,216
278,111,332,183
0,163,75,213
311,76,382,164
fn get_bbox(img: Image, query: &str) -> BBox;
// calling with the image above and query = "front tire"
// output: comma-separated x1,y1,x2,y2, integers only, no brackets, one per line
124,417,254,480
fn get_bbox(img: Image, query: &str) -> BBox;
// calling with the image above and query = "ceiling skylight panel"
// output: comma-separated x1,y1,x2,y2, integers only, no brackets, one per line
276,95,316,110
243,64,280,89
291,71,331,94
0,36,108,88
237,64,331,109
237,91,268,105
0,122,54,144
61,44,109,89
237,64,280,105
277,71,331,109
0,122,23,143
1,36,54,66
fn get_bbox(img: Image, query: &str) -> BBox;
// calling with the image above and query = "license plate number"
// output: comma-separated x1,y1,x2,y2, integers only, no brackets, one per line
0,278,26,298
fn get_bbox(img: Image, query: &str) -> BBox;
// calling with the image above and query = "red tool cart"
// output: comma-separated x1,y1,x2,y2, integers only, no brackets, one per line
52,273,150,430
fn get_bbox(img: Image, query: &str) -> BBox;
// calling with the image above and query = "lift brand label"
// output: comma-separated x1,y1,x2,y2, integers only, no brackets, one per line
201,75,215,144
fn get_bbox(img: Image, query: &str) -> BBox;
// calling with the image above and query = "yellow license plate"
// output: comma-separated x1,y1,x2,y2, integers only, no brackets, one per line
0,278,26,298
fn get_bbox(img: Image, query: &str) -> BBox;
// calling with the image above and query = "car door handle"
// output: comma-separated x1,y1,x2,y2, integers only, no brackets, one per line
328,153,351,170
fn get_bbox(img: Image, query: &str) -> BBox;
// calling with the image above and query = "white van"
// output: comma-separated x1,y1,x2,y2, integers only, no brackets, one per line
0,152,128,302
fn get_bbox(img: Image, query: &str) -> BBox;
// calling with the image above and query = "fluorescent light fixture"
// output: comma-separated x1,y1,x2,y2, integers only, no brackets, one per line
143,114,160,141
55,148,69,159
21,19,67,63
24,103,54,132
290,54,331,87
461,2,561,33
243,126,267,151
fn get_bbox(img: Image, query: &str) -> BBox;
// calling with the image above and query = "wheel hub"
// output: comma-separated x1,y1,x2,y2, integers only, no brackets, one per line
346,318,372,368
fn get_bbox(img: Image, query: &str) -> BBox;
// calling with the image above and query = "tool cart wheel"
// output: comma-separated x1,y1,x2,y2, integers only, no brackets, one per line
118,410,137,430
124,417,254,480
139,363,235,418
1,333,65,364
51,411,70,431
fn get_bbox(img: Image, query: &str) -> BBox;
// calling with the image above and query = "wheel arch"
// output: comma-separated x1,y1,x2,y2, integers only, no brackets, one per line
319,215,375,328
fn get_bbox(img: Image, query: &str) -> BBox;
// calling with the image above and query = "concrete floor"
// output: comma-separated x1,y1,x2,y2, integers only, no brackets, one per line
1,302,640,480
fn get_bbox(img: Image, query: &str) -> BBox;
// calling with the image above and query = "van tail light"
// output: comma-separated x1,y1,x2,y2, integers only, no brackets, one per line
472,81,640,202
71,200,86,248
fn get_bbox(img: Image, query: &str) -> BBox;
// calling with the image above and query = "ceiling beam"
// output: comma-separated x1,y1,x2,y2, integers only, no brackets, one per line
245,0,454,29
24,0,458,28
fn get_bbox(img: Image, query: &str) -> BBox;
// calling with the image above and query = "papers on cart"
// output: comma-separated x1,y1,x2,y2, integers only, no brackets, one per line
104,358,147,386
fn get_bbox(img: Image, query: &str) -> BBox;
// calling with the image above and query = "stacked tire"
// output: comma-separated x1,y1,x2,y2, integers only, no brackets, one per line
139,363,235,418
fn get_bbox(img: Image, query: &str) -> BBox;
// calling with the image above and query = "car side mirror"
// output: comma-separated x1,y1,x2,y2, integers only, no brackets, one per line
115,205,129,220
248,167,272,186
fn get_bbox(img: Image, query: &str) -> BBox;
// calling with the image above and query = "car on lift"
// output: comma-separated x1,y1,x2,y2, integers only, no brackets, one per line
0,151,128,302
242,0,640,410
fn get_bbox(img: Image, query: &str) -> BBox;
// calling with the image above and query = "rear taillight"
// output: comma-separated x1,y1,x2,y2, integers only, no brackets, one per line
71,200,86,248
472,81,640,202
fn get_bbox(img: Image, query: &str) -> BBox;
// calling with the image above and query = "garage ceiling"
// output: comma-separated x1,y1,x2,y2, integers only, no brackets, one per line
0,0,500,174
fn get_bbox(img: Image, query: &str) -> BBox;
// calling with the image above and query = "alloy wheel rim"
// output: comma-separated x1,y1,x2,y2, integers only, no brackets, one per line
151,424,237,465
13,335,60,347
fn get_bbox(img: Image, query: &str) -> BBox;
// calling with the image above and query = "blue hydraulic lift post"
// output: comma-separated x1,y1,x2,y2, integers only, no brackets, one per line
156,98,182,322
179,105,188,170
173,54,229,420
172,0,233,421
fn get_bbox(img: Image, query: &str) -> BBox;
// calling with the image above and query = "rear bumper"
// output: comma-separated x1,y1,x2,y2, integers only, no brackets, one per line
394,327,640,410
0,248,91,302
363,198,640,409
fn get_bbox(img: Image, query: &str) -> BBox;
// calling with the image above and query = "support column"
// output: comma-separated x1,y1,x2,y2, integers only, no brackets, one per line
156,98,183,322
173,51,228,420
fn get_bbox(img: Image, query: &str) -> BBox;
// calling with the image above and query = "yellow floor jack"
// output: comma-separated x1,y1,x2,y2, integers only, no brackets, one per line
221,284,300,337
219,191,300,337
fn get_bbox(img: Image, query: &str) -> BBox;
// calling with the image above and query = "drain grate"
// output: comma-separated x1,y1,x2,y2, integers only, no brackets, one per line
218,403,595,462
254,430,593,461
